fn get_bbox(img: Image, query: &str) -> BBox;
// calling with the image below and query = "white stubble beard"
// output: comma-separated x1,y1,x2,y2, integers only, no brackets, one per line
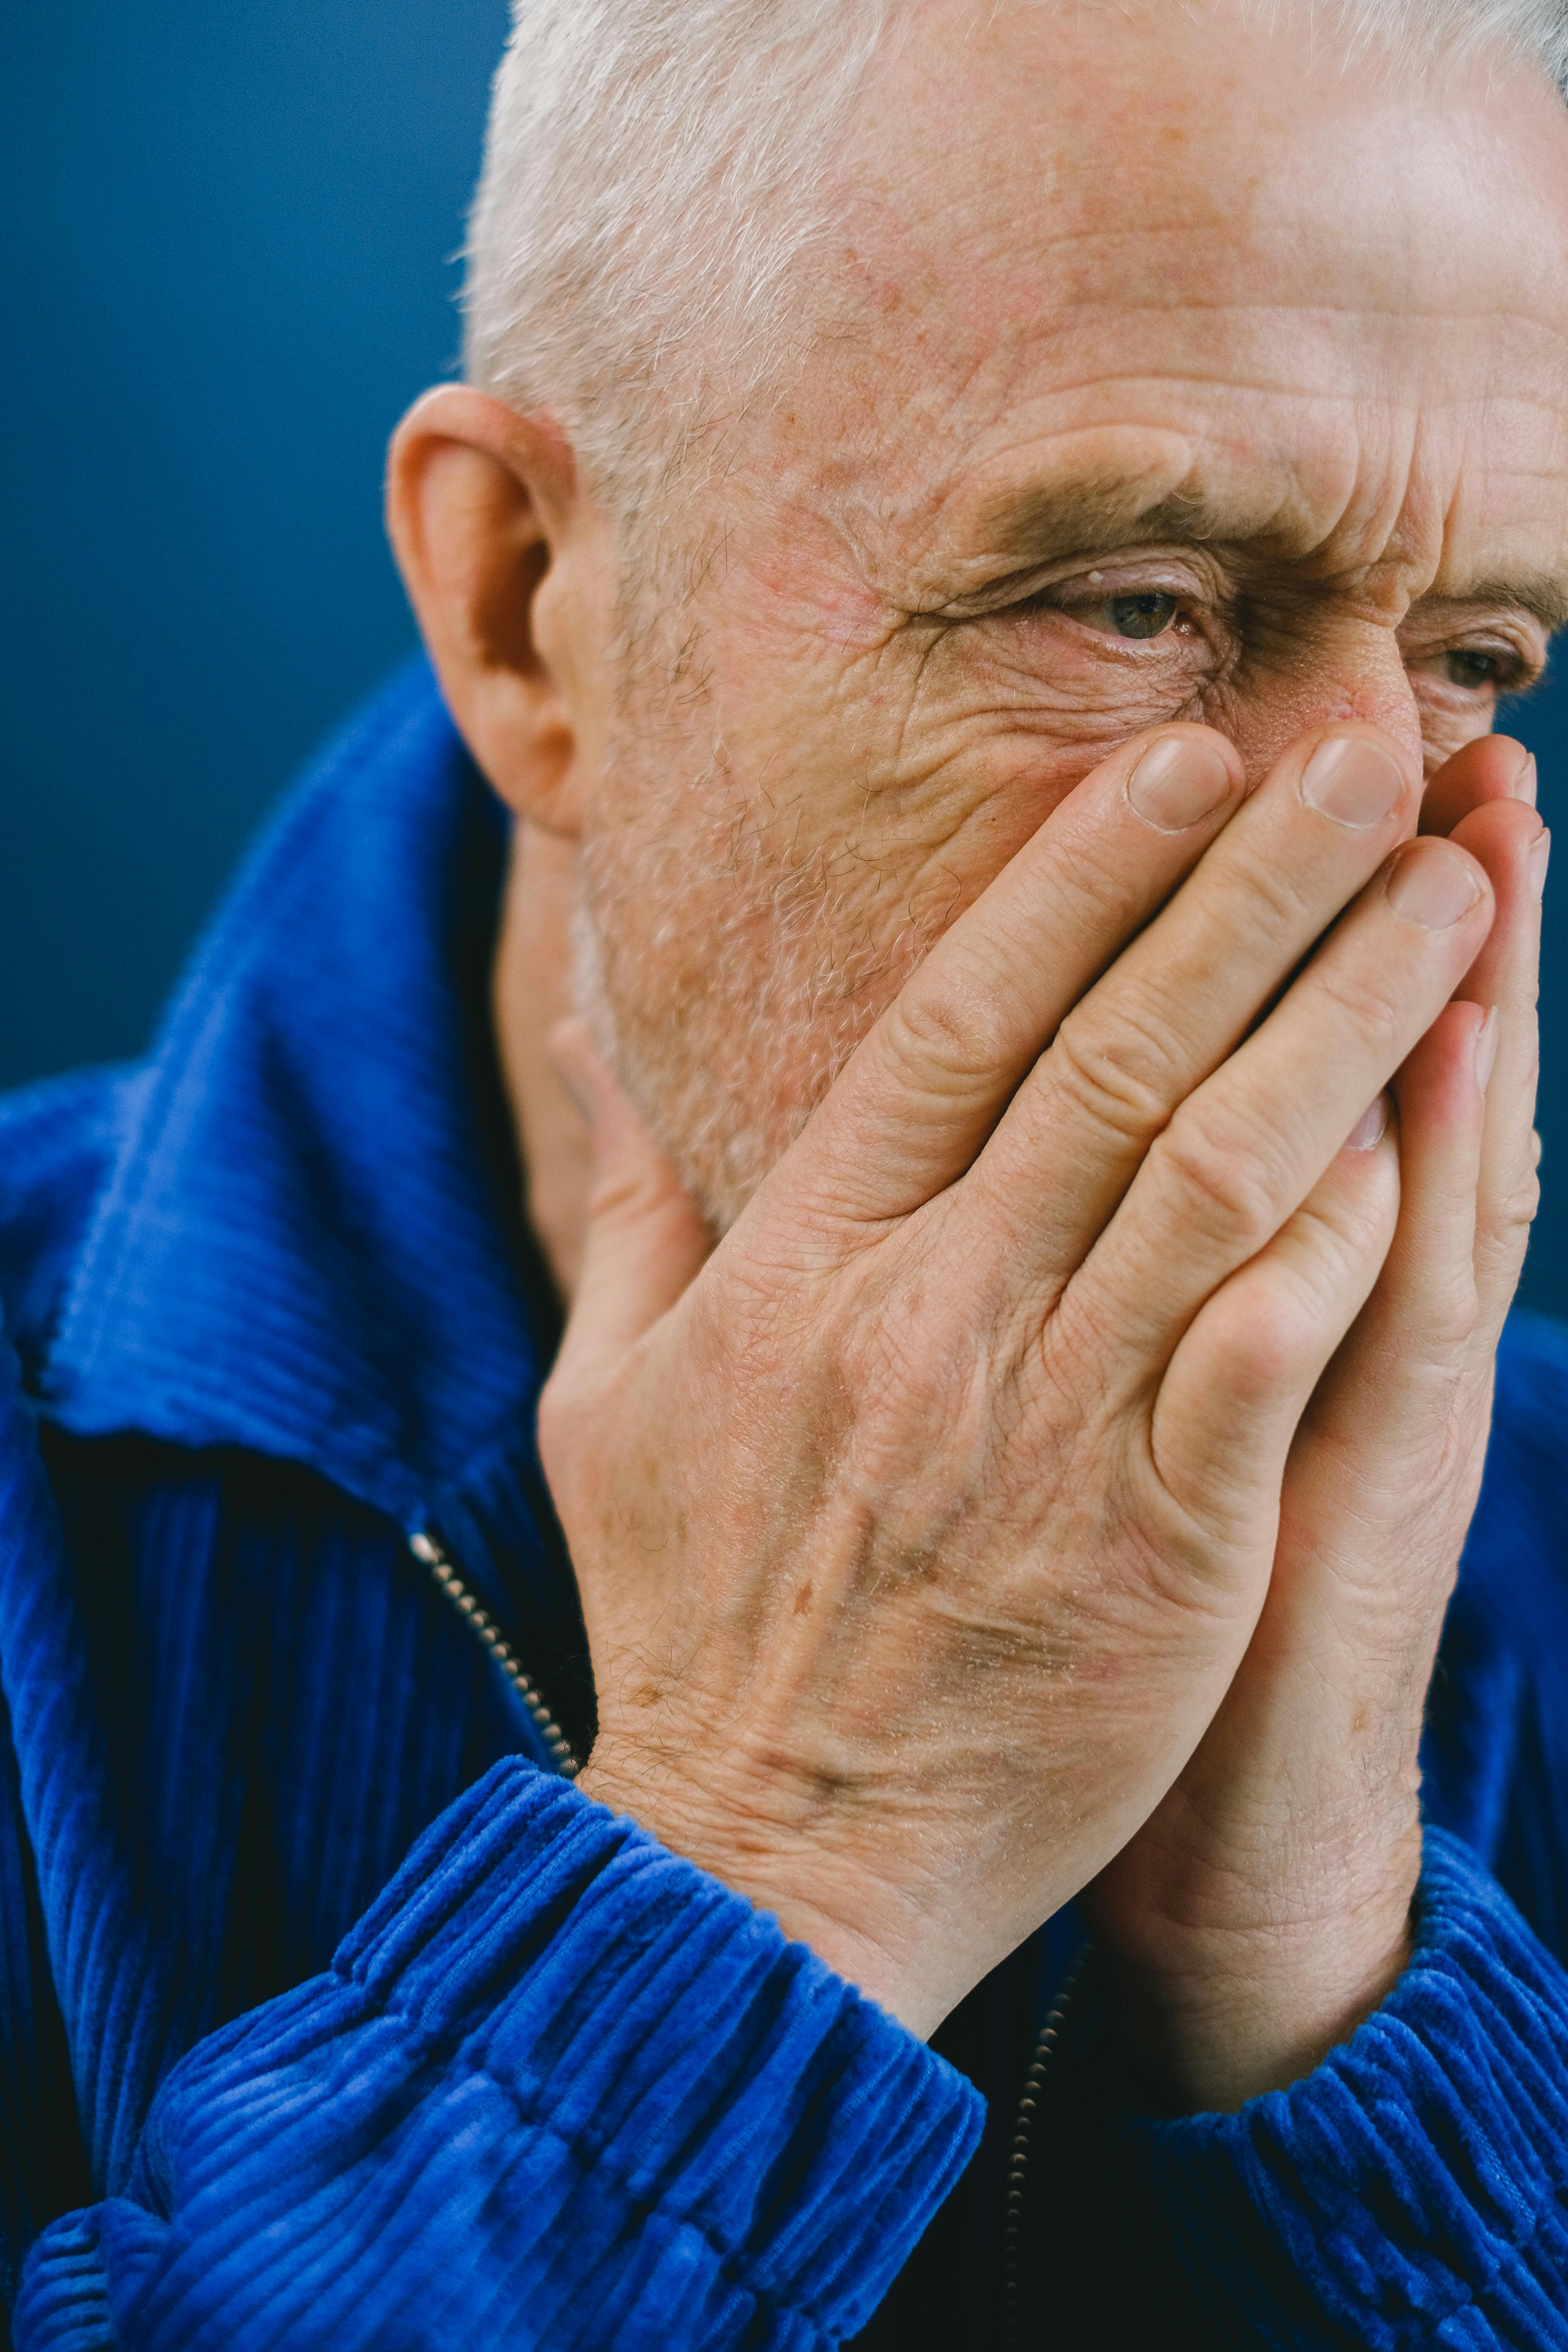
568,739,936,1235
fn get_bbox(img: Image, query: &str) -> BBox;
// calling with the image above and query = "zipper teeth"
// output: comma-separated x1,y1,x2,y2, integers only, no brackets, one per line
1002,1943,1092,2348
420,1512,1080,2324
412,1530,580,1778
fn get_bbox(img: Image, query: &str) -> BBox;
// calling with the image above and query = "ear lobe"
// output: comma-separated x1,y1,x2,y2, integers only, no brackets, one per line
387,386,595,838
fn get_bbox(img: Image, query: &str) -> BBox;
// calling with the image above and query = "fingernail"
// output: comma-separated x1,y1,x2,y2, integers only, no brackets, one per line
1515,754,1539,808
1531,829,1552,900
1346,1094,1390,1151
1126,737,1235,833
1386,841,1483,930
1475,1007,1500,1094
1300,737,1407,829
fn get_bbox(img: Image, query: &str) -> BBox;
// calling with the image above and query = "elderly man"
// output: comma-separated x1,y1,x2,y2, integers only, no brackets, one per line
8,0,1568,2341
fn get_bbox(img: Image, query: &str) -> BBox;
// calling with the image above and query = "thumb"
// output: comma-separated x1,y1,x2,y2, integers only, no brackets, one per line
549,1018,714,1365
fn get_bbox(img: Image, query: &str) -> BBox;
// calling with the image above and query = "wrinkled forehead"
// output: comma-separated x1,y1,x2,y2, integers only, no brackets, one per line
792,0,1568,600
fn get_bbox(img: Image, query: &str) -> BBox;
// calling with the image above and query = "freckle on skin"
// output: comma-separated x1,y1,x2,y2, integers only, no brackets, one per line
794,1579,815,1615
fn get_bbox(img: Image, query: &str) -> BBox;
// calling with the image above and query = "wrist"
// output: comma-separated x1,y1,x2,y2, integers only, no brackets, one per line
576,1743,947,2038
1099,1824,1422,2111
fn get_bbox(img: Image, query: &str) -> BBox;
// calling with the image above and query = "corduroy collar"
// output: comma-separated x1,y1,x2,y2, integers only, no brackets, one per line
42,659,563,1537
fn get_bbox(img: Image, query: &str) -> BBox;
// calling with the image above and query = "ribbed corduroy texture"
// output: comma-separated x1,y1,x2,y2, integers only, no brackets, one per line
1023,1830,1568,2347
2,661,1567,2346
11,1762,981,2349
41,664,557,1533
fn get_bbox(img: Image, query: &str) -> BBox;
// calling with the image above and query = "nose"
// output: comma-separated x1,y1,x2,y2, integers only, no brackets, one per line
1219,620,1424,795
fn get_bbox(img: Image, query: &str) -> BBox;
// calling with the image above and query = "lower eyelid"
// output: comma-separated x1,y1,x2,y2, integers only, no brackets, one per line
1052,603,1202,633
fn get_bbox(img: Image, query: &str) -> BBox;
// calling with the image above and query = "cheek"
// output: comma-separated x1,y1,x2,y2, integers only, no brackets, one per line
839,627,1201,892
872,609,1220,818
1410,686,1499,774
911,620,1211,749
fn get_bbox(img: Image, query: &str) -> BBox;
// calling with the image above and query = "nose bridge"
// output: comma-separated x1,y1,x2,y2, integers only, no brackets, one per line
1225,608,1422,787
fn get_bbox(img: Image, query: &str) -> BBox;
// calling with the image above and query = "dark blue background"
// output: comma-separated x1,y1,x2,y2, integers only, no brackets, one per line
1,0,506,1076
5,2,1568,1316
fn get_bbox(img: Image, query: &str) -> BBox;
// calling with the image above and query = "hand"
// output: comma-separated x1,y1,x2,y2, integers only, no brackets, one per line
1088,737,1546,2109
541,719,1494,2041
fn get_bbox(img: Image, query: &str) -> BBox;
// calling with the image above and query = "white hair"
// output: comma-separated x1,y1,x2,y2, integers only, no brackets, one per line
463,0,1568,525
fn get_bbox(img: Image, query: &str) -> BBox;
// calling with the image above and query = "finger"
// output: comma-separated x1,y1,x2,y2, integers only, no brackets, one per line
1150,1100,1400,1532
771,724,1246,1228
1444,797,1546,1335
1298,1000,1488,1490
1068,836,1493,1375
970,725,1420,1277
1419,731,1535,838
546,1019,714,1371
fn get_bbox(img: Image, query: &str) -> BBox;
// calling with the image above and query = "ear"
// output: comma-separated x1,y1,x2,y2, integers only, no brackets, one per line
386,386,612,839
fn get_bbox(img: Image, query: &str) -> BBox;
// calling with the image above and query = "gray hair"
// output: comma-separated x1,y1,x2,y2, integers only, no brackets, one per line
463,0,1568,527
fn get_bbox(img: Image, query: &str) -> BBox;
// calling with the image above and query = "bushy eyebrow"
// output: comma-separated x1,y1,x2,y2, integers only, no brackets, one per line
972,484,1568,632
1445,576,1568,633
973,484,1224,569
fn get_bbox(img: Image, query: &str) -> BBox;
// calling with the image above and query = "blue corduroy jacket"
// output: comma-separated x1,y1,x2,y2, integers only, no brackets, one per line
5,661,1568,2348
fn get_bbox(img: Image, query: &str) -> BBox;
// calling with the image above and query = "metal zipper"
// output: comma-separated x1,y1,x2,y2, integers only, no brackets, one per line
419,1518,1095,2334
411,1529,580,1778
419,1522,1094,2333
1002,1943,1092,2348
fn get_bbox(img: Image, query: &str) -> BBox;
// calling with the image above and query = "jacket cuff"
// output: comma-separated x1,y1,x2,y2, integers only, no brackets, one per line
1060,1827,1568,2345
332,1757,983,2338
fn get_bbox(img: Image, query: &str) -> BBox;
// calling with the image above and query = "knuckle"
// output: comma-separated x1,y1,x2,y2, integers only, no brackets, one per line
1267,1238,1352,1346
882,971,1015,1098
1154,1097,1284,1250
1286,1198,1371,1293
1311,956,1409,1056
1048,995,1183,1146
1225,845,1317,943
1477,1171,1541,1292
1295,1172,1394,1264
1493,1169,1542,1242
1229,1292,1318,1398
1437,1281,1483,1354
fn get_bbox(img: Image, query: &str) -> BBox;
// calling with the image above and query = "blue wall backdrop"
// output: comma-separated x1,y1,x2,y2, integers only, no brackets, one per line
5,2,1568,1318
1,0,507,1073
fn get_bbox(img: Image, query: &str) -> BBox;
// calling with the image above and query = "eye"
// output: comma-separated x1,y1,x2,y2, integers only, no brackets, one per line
1442,648,1506,690
1106,592,1181,641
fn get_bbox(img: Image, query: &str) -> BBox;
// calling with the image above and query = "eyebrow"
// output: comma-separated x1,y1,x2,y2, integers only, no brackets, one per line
969,484,1568,633
973,483,1228,571
1449,576,1568,633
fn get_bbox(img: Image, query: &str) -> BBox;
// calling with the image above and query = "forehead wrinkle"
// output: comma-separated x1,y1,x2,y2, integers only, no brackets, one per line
947,457,1568,625
935,396,1568,606
933,381,1408,574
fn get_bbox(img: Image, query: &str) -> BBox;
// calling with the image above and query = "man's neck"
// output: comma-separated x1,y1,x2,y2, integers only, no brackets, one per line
492,818,593,1305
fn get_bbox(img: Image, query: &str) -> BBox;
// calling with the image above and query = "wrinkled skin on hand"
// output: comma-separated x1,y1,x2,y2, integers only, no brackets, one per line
547,720,1538,2089
391,0,1568,2107
1087,743,1545,2106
